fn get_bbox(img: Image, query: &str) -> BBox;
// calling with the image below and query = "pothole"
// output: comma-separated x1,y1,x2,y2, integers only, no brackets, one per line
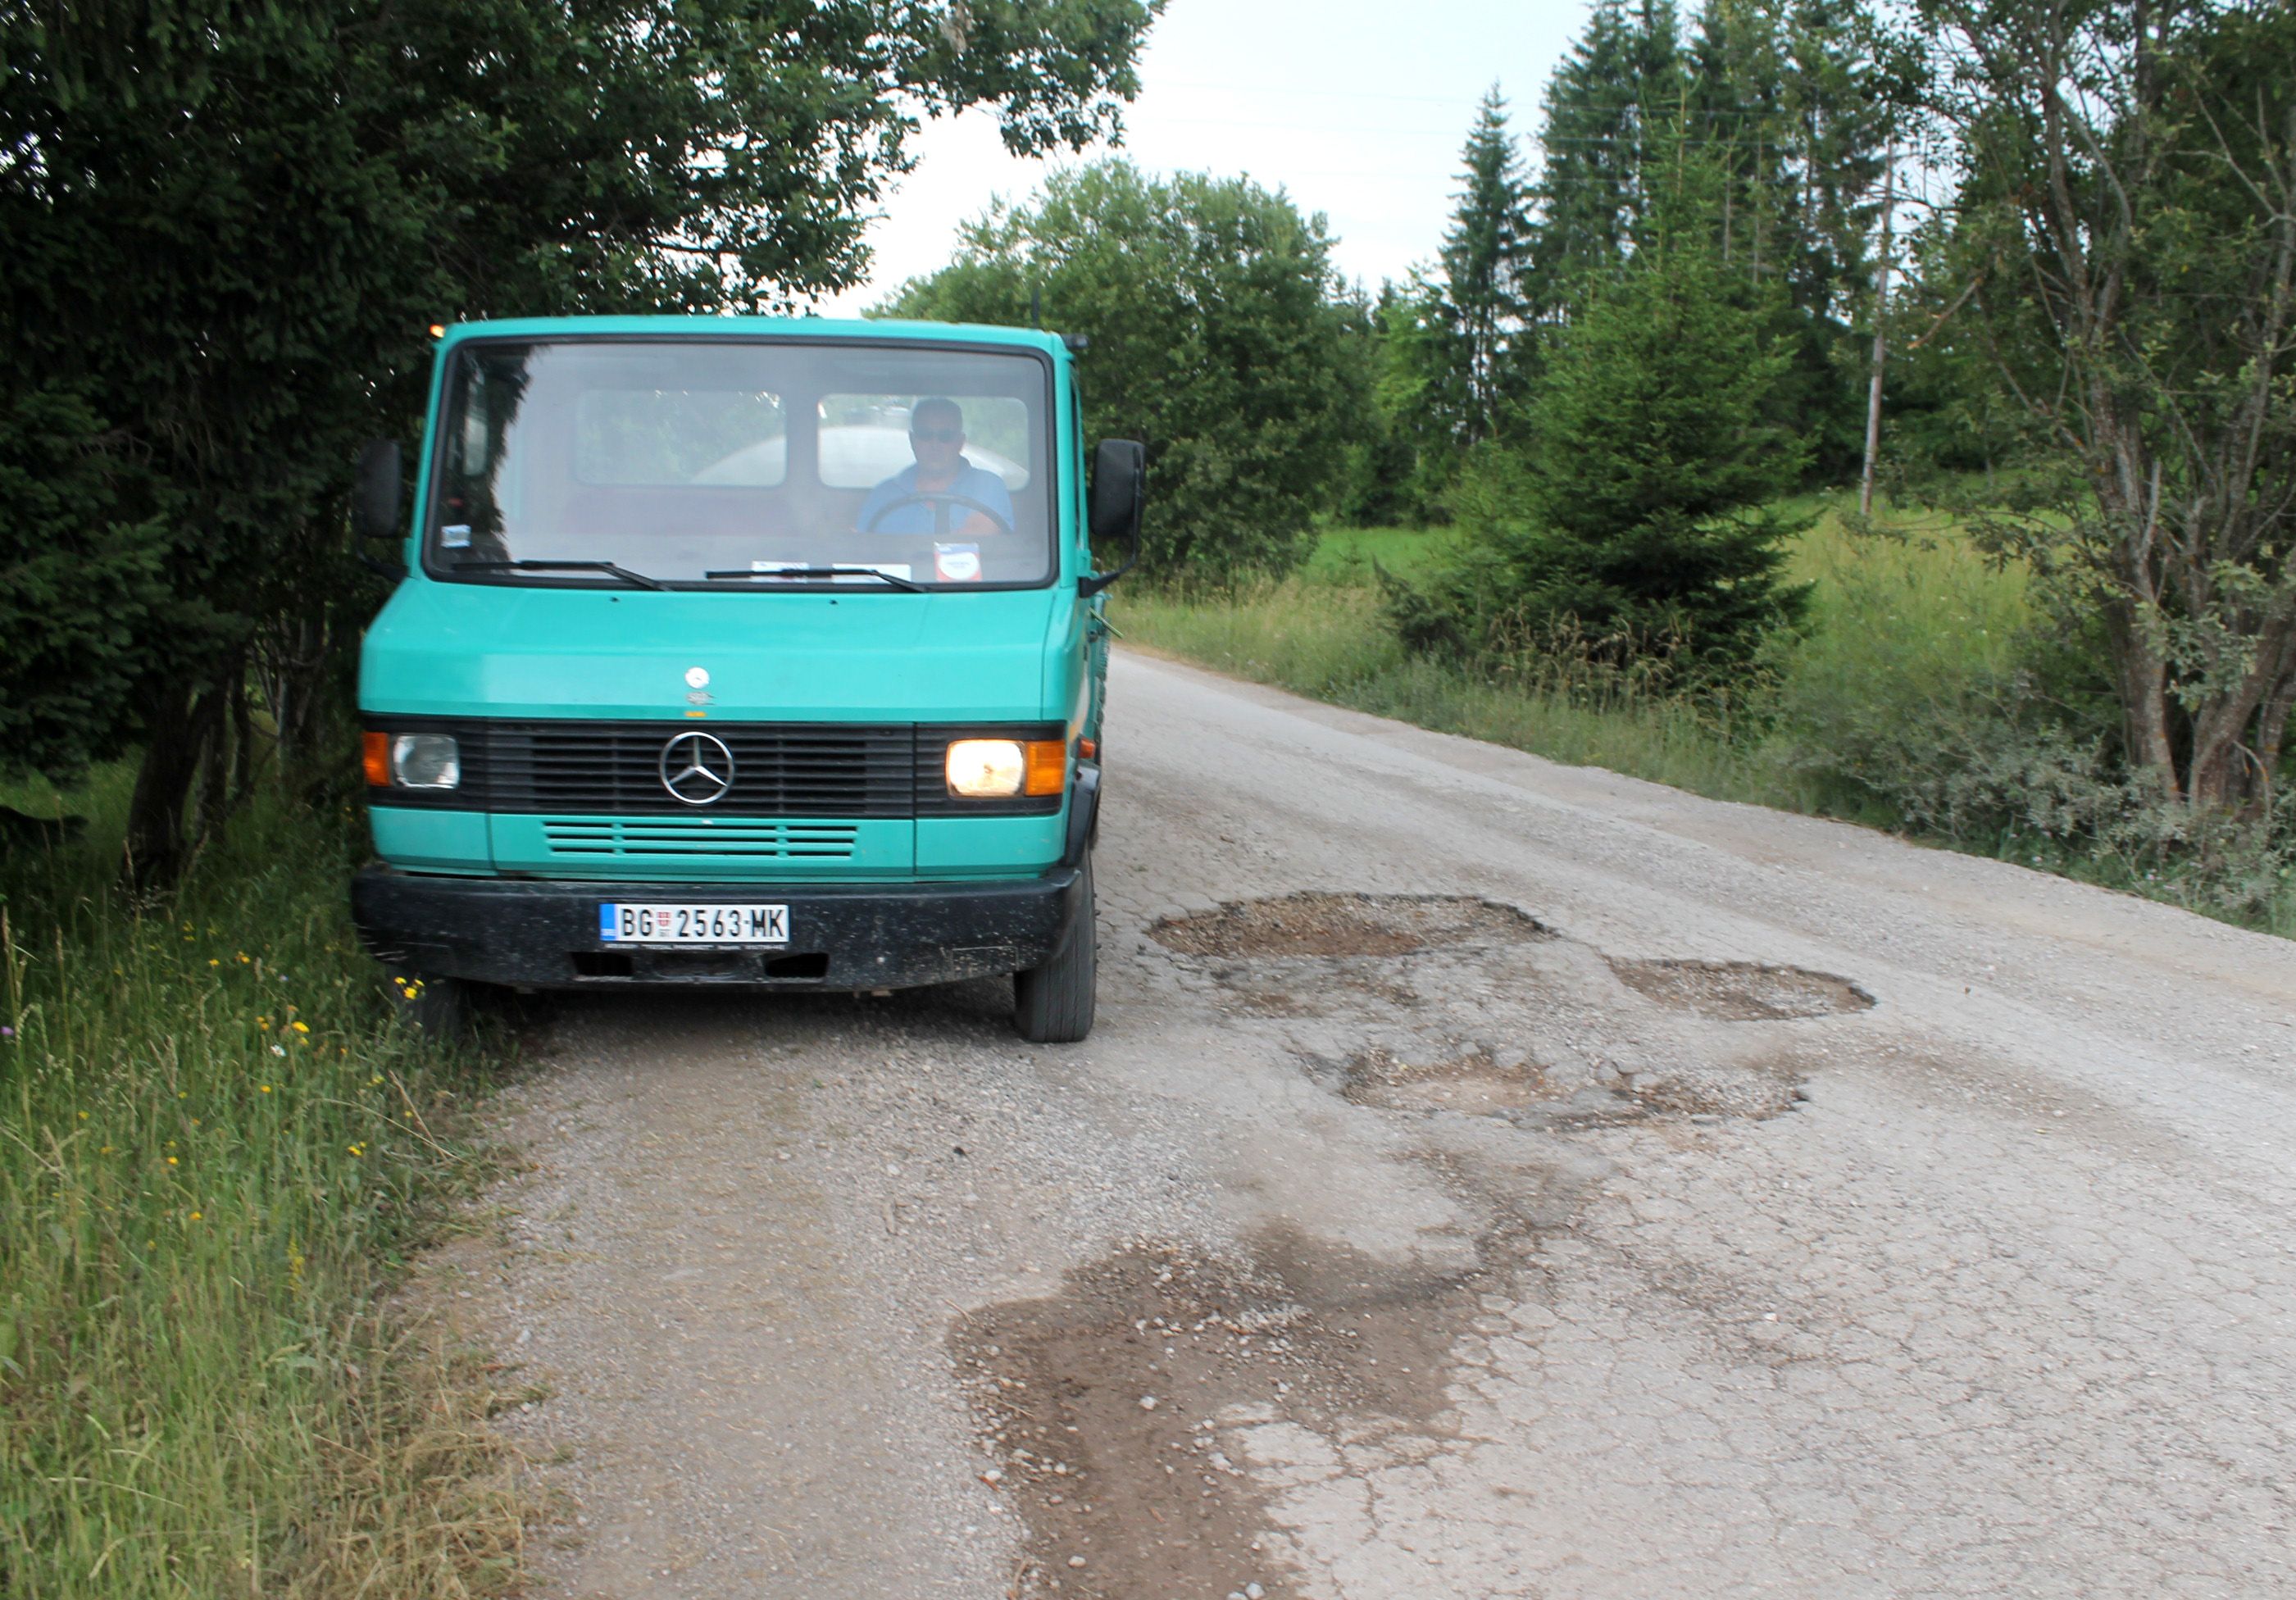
1152,893,1549,960
952,1233,1504,1600
1341,1046,1555,1113
1607,958,1873,1020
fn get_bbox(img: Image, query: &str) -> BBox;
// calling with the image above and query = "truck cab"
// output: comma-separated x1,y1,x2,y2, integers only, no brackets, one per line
349,317,1142,1042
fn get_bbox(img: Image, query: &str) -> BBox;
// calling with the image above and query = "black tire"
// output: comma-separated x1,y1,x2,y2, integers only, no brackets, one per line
385,967,469,1042
1014,853,1096,1043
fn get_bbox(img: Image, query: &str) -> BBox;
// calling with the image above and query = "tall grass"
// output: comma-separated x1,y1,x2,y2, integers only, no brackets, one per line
0,770,522,1598
1117,497,2296,937
1119,581,1791,801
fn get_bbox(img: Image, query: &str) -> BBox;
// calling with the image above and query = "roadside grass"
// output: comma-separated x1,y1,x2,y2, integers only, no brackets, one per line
1300,523,1457,586
1117,495,2296,938
1116,580,1795,802
0,769,524,1598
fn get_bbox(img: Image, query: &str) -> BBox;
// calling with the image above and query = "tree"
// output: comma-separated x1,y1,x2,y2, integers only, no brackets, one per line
885,160,1366,586
0,0,1159,876
1394,145,1811,675
1527,0,1684,318
1366,270,1473,517
1923,0,2296,811
1439,86,1536,443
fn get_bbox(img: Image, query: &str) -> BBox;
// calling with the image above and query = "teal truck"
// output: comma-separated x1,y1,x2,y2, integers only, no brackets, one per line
348,317,1143,1042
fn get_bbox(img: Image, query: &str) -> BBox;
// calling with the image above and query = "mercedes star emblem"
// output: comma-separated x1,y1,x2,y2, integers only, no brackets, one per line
659,731,735,806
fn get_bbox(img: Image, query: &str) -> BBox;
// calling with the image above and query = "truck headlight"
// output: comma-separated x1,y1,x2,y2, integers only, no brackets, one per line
945,738,1066,798
386,733,461,789
946,739,1025,797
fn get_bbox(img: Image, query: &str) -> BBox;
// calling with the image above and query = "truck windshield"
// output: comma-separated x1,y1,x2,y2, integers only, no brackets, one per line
425,339,1057,589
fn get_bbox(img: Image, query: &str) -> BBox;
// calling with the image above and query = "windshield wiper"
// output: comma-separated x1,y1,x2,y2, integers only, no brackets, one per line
452,558,666,591
704,566,925,593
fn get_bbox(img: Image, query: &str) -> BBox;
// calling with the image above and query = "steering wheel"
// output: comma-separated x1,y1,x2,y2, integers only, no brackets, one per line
862,491,1016,538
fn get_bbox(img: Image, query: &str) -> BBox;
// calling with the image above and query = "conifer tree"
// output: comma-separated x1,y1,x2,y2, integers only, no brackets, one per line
1437,85,1535,443
1394,139,1810,675
1525,0,1684,317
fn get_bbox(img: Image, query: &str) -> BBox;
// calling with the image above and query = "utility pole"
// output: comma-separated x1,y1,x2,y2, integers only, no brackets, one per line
1860,139,1898,520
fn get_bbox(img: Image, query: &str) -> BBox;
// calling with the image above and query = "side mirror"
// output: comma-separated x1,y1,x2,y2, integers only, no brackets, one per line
1079,438,1144,598
353,440,403,542
353,439,406,579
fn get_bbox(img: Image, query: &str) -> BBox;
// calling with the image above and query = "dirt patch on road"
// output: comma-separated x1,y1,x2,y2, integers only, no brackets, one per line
953,1232,1503,1600
1342,1045,1554,1113
1609,958,1874,1020
1152,893,1549,960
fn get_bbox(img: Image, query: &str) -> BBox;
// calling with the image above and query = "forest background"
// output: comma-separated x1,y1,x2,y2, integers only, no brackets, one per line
1,1,2293,1594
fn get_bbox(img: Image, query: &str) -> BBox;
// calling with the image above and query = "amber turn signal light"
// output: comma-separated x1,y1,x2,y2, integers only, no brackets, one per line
361,731,391,788
1023,739,1067,796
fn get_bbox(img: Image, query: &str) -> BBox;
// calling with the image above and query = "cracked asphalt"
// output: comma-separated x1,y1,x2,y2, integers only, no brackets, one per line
444,651,2296,1599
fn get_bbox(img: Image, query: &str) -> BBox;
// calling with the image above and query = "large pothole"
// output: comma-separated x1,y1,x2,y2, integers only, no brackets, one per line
1151,892,1549,960
952,1232,1514,1600
1608,957,1874,1020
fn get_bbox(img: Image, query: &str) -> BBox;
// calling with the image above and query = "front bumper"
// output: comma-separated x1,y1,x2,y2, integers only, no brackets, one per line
352,866,1086,990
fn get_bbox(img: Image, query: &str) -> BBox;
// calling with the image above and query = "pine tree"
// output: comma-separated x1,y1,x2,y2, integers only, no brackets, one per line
1437,86,1534,443
1525,0,1684,318
1684,0,1905,474
1394,141,1810,676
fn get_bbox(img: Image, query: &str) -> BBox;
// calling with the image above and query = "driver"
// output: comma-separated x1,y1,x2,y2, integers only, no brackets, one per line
855,397,1014,538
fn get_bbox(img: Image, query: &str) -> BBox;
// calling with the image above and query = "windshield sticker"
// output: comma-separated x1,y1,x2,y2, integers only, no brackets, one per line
934,543,983,583
440,523,472,548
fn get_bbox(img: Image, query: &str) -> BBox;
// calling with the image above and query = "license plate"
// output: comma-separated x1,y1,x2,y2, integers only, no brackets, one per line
598,903,789,946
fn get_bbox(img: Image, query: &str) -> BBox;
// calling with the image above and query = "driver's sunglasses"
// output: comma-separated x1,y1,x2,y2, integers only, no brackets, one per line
911,425,962,443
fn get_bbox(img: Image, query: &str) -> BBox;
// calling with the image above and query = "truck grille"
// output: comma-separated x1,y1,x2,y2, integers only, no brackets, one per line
540,819,859,859
489,722,913,816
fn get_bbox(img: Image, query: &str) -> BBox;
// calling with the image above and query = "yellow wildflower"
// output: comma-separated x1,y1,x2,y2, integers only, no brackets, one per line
291,1021,309,1034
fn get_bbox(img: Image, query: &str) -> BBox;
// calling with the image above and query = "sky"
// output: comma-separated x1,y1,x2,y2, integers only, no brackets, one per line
812,0,1590,314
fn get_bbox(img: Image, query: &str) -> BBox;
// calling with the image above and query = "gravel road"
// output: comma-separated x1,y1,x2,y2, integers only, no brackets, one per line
446,650,2296,1599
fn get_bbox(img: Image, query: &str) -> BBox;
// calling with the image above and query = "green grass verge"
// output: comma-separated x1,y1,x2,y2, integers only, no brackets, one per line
0,770,522,1598
1299,523,1457,586
1117,580,1798,802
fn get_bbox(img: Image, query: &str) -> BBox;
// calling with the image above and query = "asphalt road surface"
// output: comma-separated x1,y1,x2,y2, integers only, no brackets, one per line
447,650,2296,1600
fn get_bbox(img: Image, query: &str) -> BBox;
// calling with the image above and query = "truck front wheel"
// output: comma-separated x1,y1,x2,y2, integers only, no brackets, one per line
385,967,469,1041
1014,855,1096,1043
